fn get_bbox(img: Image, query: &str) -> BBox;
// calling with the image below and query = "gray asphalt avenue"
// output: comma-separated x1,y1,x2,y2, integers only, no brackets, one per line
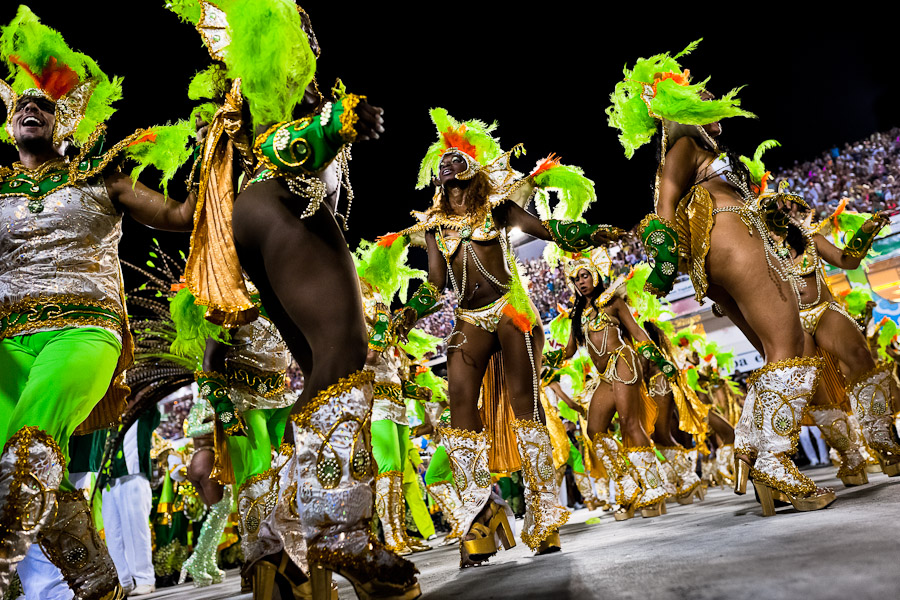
140,466,900,600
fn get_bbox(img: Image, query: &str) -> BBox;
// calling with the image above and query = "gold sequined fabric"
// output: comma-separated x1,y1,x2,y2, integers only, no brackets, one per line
38,490,121,600
847,361,900,455
746,359,821,496
0,427,65,590
375,472,411,554
625,448,670,508
799,301,829,335
713,445,735,486
237,469,282,565
426,482,466,541
185,82,258,327
672,185,714,303
511,420,569,550
226,317,296,412
368,351,409,427
808,407,866,477
540,390,571,470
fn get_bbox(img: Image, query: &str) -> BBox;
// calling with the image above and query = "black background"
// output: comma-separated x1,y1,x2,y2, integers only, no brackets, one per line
3,3,899,277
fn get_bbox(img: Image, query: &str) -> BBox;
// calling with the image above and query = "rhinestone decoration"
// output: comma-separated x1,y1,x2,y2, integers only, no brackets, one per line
351,449,371,479
299,482,313,504
474,469,491,488
63,545,87,568
872,400,887,415
245,509,260,534
257,382,268,395
273,128,291,151
833,435,850,451
645,471,659,488
316,457,341,489
774,414,793,436
649,231,666,245
538,459,554,481
219,411,234,423
199,384,211,398
659,262,675,275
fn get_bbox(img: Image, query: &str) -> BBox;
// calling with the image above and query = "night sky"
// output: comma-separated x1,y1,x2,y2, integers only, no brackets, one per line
4,3,899,281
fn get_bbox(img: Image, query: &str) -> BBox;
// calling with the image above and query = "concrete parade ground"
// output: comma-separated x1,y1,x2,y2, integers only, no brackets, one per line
146,467,900,600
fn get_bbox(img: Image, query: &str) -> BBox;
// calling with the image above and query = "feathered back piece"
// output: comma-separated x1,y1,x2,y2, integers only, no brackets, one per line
531,158,597,224
169,286,229,368
215,0,316,127
606,39,754,158
399,329,442,361
626,263,674,330
842,287,873,318
416,107,503,189
354,235,425,305
0,5,123,145
702,340,735,373
739,139,780,193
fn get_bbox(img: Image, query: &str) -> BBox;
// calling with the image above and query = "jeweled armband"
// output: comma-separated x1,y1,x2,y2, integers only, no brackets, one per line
402,380,430,401
842,213,888,259
368,303,392,352
196,371,244,436
253,93,366,176
542,219,622,252
639,213,679,296
634,341,677,380
543,348,566,370
397,281,441,321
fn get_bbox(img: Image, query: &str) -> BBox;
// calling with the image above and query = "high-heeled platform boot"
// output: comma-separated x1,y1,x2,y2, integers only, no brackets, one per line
748,358,836,516
715,444,736,488
39,490,124,600
658,446,695,503
442,426,515,568
293,370,419,600
847,362,900,476
625,447,670,517
732,381,759,495
0,427,65,595
808,406,868,486
375,472,412,555
657,454,679,499
426,481,466,546
511,420,569,554
180,486,232,587
573,472,605,510
592,433,640,520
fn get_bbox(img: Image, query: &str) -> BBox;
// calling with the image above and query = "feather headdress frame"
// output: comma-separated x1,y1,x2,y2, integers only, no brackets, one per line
562,247,612,294
0,5,123,146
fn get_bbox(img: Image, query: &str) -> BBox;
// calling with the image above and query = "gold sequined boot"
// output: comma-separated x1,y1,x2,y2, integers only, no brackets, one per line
0,427,65,595
426,481,466,546
39,490,123,600
658,446,700,503
808,406,868,486
749,358,836,516
442,426,515,568
592,433,640,521
293,371,419,600
715,444,735,488
573,472,606,511
375,472,412,555
655,449,680,500
847,362,900,476
625,448,670,517
511,420,569,554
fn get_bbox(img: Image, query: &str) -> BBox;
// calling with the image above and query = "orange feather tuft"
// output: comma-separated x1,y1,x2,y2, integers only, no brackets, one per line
530,153,562,177
441,126,479,162
10,56,79,101
128,131,158,146
377,232,401,248
502,304,532,333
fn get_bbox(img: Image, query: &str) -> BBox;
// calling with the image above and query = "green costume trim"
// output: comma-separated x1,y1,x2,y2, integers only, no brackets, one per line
228,365,287,399
368,303,391,352
373,382,404,405
402,380,429,401
542,219,605,253
639,214,679,296
253,94,362,177
0,298,121,341
543,349,565,370
634,340,677,380
399,281,440,320
196,371,244,435
842,214,888,259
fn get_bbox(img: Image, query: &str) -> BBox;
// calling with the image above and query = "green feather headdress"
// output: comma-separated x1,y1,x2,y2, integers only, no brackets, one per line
739,139,780,191
876,316,899,359
557,354,593,397
606,39,754,158
0,5,123,145
547,311,572,349
354,235,425,305
215,0,316,128
671,328,704,353
416,107,503,189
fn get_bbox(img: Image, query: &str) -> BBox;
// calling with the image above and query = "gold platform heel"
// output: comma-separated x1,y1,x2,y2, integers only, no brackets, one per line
734,457,750,495
614,504,635,521
640,502,663,518
752,480,777,517
250,560,278,600
309,565,333,600
461,502,515,559
536,531,562,555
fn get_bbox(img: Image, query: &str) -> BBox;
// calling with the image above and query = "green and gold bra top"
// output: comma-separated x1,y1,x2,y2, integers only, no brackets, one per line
0,127,149,341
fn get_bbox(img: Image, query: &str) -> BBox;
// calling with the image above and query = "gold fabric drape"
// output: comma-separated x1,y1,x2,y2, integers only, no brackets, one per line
674,186,714,303
540,390,571,469
211,419,236,485
478,352,522,474
184,81,258,327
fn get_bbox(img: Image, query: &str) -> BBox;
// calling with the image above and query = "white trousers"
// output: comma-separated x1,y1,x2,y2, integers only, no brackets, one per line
101,474,155,588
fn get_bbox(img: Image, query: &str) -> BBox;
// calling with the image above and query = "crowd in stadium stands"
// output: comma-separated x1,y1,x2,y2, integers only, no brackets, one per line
772,128,900,218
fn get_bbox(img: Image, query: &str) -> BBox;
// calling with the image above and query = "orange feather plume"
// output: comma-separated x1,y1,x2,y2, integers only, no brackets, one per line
502,304,532,333
10,55,79,101
441,126,479,161
377,232,401,248
128,131,158,146
530,153,561,177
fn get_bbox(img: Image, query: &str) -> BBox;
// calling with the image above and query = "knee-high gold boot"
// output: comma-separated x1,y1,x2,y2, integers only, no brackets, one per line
511,420,569,554
748,358,836,516
292,371,419,600
808,405,868,486
592,433,640,521
0,427,65,595
847,361,900,476
39,490,124,600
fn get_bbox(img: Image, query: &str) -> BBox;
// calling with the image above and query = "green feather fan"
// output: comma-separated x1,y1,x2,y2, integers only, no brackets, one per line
188,64,228,101
877,317,898,358
164,0,203,25
354,236,425,304
739,139,780,185
169,287,229,368
399,328,442,361
843,287,873,318
532,164,597,222
547,312,572,348
124,120,195,197
414,369,448,405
